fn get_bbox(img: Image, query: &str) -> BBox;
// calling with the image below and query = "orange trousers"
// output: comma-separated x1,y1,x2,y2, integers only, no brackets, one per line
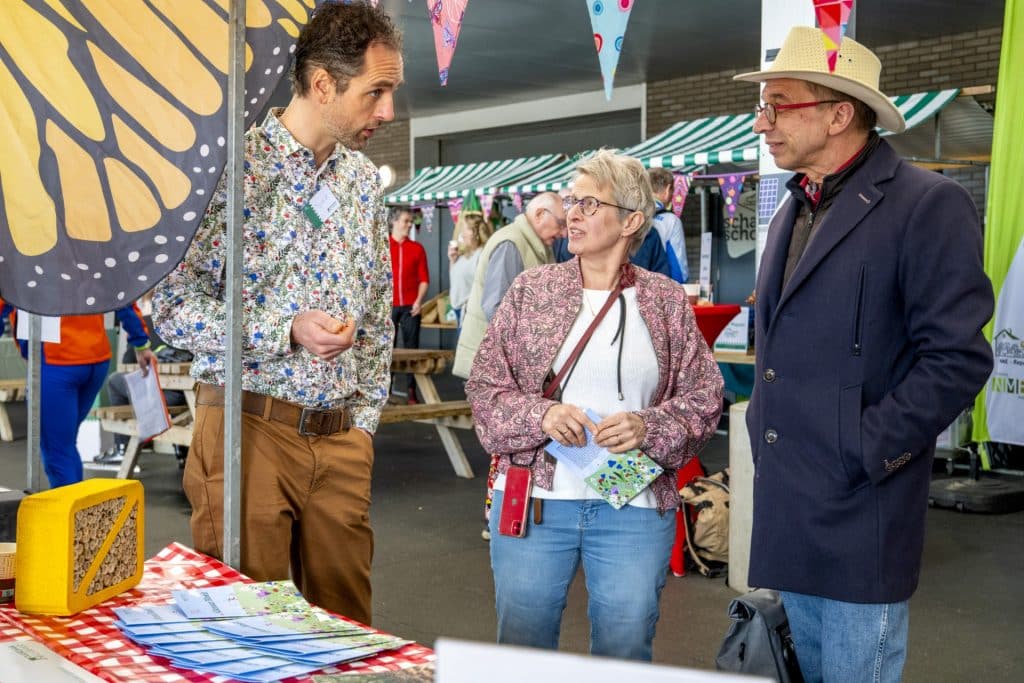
183,399,375,624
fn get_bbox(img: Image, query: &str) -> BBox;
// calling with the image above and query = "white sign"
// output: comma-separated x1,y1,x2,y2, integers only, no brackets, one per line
15,311,61,343
699,231,713,299
714,306,751,352
725,189,758,258
435,638,762,683
755,0,817,270
985,237,1024,445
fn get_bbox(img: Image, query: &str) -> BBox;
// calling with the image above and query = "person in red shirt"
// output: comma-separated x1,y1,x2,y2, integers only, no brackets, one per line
388,208,429,403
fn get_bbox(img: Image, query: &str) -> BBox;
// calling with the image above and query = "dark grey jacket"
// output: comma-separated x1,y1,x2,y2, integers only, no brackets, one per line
747,139,994,603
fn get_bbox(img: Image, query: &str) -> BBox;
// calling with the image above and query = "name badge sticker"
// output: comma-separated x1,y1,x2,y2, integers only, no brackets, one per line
308,186,340,225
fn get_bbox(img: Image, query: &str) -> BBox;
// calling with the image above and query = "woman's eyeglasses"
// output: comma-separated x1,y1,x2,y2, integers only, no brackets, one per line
562,195,638,217
754,100,840,125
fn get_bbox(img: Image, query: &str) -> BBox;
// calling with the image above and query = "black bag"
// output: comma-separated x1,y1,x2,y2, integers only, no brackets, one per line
716,589,804,682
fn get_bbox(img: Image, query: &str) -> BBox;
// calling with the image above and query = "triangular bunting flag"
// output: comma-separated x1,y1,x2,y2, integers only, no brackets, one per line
586,0,634,100
813,0,854,72
427,0,469,86
415,204,435,233
718,174,746,223
671,173,690,217
447,197,464,224
480,192,495,219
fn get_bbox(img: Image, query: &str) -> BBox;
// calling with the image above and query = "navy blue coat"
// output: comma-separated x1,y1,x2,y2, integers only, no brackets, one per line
746,140,994,603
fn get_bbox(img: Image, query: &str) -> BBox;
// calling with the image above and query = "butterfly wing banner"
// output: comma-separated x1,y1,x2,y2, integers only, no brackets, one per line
0,0,322,316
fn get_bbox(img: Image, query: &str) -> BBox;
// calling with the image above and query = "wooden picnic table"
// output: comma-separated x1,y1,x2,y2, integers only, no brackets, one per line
104,350,475,480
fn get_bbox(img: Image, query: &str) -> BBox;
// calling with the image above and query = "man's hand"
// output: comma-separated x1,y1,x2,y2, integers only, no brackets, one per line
136,348,158,377
291,310,356,361
411,300,423,316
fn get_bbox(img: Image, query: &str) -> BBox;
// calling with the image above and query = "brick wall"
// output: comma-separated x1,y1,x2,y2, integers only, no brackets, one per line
646,69,760,136
646,26,1002,138
364,118,411,187
875,27,1001,107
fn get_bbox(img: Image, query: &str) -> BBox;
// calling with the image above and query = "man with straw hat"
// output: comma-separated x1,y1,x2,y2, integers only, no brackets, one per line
735,26,993,681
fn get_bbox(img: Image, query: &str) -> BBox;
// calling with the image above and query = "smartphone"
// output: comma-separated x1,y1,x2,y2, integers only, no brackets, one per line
498,465,533,538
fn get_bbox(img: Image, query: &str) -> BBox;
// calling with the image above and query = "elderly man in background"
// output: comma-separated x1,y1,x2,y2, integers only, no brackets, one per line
452,192,565,379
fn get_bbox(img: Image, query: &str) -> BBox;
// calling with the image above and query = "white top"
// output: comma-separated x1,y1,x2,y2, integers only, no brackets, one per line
494,288,660,507
448,249,481,310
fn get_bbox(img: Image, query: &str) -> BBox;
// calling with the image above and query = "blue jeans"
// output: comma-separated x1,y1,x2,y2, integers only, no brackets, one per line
780,591,909,683
40,361,110,488
489,493,674,661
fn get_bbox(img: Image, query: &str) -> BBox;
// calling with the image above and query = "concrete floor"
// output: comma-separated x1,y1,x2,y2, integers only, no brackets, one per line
1,387,1022,681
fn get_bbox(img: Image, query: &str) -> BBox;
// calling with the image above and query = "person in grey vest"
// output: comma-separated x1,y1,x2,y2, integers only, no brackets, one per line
736,26,993,682
452,192,565,379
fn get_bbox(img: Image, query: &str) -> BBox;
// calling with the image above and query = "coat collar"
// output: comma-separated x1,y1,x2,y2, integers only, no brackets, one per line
773,139,902,313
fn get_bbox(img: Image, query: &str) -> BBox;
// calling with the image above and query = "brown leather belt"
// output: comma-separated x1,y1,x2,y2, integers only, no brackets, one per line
196,383,351,437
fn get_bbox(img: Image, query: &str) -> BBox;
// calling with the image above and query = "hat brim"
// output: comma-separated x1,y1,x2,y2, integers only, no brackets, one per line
734,69,906,134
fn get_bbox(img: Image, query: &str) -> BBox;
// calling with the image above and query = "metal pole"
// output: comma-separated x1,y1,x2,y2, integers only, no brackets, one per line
25,314,43,491
223,0,246,569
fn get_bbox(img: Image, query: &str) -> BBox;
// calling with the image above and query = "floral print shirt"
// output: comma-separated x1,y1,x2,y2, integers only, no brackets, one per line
153,109,393,432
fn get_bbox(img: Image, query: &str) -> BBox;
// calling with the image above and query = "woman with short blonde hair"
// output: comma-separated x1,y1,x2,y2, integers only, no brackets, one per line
467,149,722,661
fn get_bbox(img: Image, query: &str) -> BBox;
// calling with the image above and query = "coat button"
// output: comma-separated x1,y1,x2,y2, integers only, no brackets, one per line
763,368,776,382
765,429,778,444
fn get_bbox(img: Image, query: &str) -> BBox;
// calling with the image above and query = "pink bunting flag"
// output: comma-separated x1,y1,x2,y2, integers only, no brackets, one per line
813,0,854,72
427,0,469,86
586,0,635,100
481,192,495,219
671,173,690,217
414,204,435,233
447,197,464,224
718,174,745,223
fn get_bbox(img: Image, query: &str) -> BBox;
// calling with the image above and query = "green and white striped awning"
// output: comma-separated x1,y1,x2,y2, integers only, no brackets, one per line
627,88,961,171
386,154,560,204
626,113,761,170
497,154,582,195
388,90,965,202
888,88,961,133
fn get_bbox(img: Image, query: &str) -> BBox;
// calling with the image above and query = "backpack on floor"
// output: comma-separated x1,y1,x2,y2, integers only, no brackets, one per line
679,468,730,578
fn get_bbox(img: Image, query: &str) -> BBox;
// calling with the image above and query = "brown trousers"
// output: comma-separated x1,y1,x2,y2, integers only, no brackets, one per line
183,397,375,624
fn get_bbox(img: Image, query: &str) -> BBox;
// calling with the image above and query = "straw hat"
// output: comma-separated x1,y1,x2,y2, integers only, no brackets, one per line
734,26,905,134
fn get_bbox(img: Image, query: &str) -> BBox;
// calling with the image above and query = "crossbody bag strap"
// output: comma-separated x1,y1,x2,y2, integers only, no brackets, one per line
542,275,628,399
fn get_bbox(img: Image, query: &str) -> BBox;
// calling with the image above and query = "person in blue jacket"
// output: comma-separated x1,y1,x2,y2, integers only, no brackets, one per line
735,28,993,682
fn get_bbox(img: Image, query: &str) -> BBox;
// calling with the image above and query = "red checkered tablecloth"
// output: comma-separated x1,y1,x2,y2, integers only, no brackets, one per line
0,543,434,682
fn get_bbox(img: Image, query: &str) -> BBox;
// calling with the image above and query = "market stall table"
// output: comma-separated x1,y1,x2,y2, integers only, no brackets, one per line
692,304,742,348
0,543,432,682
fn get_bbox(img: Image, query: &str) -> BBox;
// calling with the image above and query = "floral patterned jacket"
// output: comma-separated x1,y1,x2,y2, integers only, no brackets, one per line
465,259,723,514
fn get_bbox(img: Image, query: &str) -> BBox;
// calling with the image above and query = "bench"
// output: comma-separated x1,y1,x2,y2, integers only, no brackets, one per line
0,378,27,442
387,349,475,478
94,404,193,478
380,399,473,429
